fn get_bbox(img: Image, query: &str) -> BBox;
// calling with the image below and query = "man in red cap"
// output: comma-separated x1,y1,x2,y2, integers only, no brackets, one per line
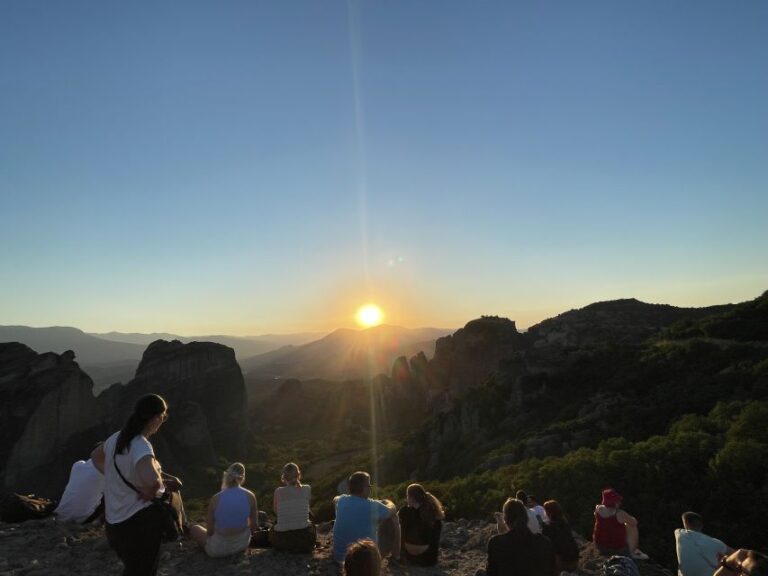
592,488,649,561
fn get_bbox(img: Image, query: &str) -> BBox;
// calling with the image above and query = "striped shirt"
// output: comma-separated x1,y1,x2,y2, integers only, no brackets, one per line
274,485,311,531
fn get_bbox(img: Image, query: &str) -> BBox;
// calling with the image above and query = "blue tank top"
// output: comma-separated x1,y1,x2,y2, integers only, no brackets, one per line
214,487,250,530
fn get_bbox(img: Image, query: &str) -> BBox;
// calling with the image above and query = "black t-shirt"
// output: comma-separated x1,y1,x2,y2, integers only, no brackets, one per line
542,520,579,561
398,505,442,563
486,530,556,576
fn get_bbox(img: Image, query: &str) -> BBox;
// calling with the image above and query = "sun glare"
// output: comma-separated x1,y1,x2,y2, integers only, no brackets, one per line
356,304,384,328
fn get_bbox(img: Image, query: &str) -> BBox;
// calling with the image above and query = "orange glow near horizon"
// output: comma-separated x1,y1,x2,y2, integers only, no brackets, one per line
355,304,384,328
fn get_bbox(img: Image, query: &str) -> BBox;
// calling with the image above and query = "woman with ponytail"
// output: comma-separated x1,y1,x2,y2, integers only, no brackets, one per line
270,462,315,553
397,483,445,566
189,462,259,557
487,498,556,576
90,393,171,576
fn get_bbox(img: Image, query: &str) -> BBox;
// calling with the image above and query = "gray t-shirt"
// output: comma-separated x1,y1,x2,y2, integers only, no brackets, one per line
675,528,727,576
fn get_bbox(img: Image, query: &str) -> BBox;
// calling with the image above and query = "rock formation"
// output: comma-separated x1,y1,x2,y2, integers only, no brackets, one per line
97,340,248,480
0,343,102,496
0,339,249,498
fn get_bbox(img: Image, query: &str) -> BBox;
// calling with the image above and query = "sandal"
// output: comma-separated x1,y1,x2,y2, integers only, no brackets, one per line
631,549,649,561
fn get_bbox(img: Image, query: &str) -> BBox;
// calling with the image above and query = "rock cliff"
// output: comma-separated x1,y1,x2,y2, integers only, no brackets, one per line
0,343,102,496
0,339,249,498
97,340,248,480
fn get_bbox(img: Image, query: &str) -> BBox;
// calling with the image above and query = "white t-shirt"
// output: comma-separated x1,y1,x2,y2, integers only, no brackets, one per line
103,431,155,524
54,459,105,523
526,507,542,533
531,504,549,525
676,528,728,576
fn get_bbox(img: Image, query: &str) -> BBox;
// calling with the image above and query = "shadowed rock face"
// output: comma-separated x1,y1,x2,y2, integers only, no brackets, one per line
98,340,248,478
428,316,523,409
0,339,249,498
0,343,102,496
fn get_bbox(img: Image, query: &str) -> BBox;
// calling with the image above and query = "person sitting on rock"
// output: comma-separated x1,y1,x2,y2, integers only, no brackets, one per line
344,538,382,576
714,549,768,576
487,497,556,576
332,471,400,564
503,490,541,534
189,462,259,558
54,457,105,524
526,494,549,526
269,462,316,553
675,511,732,576
542,499,580,574
592,488,648,561
397,483,444,566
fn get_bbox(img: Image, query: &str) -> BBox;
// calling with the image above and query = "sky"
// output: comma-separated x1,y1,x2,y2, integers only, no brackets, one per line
1,1,766,335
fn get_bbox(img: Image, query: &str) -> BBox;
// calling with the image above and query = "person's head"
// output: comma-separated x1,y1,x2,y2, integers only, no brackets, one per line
281,462,301,486
515,490,528,502
221,462,246,490
601,488,623,509
406,483,445,525
526,495,539,508
344,538,381,576
115,394,168,454
681,511,704,532
348,471,372,497
543,500,566,523
502,498,531,534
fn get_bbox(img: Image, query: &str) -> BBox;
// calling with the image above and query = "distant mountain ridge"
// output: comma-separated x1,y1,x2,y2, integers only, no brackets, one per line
88,330,323,359
240,324,453,381
0,325,146,363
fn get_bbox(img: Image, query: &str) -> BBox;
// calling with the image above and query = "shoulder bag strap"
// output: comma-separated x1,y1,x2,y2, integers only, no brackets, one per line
113,445,141,495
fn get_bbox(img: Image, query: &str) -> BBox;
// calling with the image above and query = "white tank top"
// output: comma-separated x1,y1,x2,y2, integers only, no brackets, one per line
274,485,311,531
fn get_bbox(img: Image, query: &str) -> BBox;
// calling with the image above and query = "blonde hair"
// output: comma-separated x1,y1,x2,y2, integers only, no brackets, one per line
221,462,246,490
281,462,301,486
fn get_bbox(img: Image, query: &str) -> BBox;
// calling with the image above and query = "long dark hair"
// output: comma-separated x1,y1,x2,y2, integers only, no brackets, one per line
407,483,445,526
115,394,167,454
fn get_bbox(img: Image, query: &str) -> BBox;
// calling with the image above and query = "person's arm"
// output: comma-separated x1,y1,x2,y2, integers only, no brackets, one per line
90,444,106,474
616,509,637,526
161,472,183,491
207,495,217,536
494,511,509,534
135,455,163,501
248,491,260,530
713,549,749,576
273,488,279,516
384,501,401,560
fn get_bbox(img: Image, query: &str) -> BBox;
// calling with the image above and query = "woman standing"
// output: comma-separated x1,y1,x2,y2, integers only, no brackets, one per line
190,462,259,557
270,462,315,553
91,394,170,576
397,483,445,566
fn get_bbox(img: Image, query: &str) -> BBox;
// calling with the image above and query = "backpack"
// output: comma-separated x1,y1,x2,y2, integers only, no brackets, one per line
602,555,640,576
0,493,57,523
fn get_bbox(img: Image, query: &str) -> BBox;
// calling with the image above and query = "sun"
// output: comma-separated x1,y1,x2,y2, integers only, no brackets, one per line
355,304,384,328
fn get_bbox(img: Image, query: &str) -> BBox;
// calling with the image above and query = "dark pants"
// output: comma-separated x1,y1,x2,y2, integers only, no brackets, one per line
106,505,163,576
270,525,316,553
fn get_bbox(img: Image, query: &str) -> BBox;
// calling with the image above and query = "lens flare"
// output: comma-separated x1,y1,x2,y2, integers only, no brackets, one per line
356,304,383,327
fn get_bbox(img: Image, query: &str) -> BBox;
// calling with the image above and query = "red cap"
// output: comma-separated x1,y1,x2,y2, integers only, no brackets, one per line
601,488,623,507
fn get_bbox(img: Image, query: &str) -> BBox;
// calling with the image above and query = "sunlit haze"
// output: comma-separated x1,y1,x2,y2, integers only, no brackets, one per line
1,2,766,336
356,304,384,328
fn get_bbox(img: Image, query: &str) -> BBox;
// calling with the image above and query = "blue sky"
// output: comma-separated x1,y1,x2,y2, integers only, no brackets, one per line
1,1,766,334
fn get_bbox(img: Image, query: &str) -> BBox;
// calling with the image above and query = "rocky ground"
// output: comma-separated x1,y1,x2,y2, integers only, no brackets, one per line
0,518,674,576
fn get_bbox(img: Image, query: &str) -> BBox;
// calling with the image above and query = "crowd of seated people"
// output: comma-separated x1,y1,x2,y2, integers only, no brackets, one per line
60,395,766,576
